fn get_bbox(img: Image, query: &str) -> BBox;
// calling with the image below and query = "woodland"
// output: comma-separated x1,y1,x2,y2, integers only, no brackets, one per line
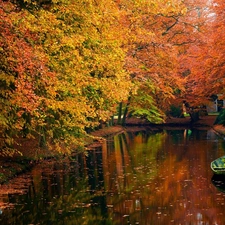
1,0,225,156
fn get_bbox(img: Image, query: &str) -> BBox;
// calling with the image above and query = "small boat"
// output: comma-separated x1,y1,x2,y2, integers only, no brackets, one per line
211,156,225,174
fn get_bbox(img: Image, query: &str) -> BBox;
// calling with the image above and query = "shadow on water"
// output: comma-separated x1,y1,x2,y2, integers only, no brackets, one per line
1,128,225,224
0,153,113,225
211,174,225,193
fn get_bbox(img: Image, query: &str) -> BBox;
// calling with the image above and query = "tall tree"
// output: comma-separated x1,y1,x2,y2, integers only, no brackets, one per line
116,0,187,123
0,0,132,154
176,0,225,120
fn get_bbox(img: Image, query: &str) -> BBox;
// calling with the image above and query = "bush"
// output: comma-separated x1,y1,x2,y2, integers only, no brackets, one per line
214,109,225,125
168,105,183,118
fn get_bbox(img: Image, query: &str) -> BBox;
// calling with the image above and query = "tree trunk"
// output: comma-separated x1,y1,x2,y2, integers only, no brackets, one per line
39,126,46,148
189,111,200,123
109,115,114,126
117,102,123,125
122,99,131,126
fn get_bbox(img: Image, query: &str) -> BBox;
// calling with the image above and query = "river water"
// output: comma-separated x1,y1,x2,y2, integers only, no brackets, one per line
0,128,225,225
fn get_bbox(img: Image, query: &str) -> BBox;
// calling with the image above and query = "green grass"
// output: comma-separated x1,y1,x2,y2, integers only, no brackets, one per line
208,112,219,116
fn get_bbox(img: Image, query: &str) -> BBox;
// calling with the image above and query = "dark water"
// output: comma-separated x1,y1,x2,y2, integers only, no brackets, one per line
0,128,225,225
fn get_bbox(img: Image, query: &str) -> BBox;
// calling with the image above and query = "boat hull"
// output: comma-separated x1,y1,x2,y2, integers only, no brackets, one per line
211,156,225,174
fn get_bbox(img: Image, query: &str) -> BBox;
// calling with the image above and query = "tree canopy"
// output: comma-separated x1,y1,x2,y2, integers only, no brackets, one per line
178,0,225,106
0,0,224,155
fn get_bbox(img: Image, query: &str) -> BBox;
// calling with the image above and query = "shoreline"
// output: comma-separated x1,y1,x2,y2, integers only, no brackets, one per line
0,115,224,184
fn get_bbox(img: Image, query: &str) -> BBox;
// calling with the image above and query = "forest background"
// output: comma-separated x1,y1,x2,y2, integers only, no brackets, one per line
1,0,225,157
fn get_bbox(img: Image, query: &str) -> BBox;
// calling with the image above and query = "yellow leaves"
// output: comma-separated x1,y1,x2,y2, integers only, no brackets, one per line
0,72,15,86
61,35,84,49
0,0,135,154
121,0,186,16
181,7,188,15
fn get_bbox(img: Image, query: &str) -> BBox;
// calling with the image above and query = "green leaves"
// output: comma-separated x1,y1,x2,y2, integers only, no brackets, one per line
130,81,165,123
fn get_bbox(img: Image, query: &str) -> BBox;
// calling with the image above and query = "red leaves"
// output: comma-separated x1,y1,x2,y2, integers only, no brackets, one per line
177,0,225,107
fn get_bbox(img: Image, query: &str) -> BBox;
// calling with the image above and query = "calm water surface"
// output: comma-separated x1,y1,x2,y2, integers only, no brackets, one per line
0,128,225,225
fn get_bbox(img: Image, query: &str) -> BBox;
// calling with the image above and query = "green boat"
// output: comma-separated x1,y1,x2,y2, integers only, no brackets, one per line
211,156,225,174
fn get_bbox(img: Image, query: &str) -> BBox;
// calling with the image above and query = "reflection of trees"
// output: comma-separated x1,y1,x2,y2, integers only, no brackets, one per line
0,155,114,225
103,130,225,225
102,131,167,224
1,130,225,224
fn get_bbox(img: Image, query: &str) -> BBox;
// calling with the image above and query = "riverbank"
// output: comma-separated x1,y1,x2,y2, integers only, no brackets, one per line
0,115,224,184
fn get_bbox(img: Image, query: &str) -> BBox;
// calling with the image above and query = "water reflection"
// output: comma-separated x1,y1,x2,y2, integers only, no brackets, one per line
0,129,225,224
0,155,112,225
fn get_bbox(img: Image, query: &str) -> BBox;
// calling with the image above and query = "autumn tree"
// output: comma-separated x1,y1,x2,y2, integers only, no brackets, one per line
1,0,217,156
176,0,225,121
0,0,132,155
0,2,48,153
115,0,187,124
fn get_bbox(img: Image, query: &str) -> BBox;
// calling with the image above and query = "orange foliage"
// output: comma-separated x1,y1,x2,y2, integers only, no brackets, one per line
178,0,225,106
2,0,225,154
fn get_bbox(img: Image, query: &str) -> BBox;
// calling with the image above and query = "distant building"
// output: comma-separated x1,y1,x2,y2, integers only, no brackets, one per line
206,95,225,113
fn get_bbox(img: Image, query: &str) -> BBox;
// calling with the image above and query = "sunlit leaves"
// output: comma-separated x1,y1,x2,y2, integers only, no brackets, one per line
1,0,211,155
0,0,132,154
